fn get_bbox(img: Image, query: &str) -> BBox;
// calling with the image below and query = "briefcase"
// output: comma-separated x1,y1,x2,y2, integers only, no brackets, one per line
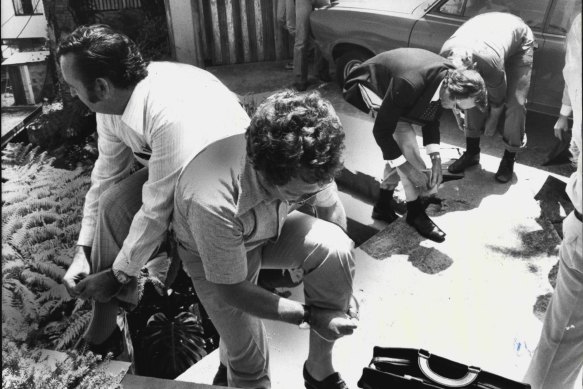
357,347,530,389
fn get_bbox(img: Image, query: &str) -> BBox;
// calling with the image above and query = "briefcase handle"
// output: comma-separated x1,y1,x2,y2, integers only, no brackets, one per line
418,349,481,388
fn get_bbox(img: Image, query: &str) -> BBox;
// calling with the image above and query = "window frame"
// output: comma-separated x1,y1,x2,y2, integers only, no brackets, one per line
427,0,556,32
12,0,43,16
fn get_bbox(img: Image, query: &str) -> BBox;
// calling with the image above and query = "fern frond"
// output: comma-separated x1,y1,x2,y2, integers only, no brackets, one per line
25,225,63,246
31,261,66,281
2,258,25,274
38,284,71,304
6,278,39,320
21,269,59,290
52,251,73,268
2,215,24,243
22,210,60,229
10,227,29,248
2,192,29,205
55,310,92,350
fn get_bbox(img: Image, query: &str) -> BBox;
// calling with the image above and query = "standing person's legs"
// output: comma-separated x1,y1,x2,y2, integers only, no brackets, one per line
84,168,148,345
262,211,355,382
293,0,313,89
393,122,445,242
285,0,296,36
372,163,403,223
448,107,485,173
524,212,583,389
178,245,270,389
496,46,532,182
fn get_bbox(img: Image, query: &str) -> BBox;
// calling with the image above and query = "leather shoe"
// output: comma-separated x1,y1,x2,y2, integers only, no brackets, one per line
303,364,348,389
371,206,399,224
212,362,228,386
494,156,514,183
77,326,123,359
448,151,479,174
406,212,446,243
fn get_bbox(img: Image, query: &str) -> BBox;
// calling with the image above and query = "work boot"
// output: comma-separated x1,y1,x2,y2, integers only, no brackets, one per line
448,151,480,174
371,189,404,223
303,364,348,389
495,150,516,183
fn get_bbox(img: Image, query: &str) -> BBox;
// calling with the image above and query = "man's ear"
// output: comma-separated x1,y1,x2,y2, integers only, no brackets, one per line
94,77,111,99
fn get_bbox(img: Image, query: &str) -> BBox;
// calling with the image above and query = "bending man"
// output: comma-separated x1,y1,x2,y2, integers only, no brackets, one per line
59,25,250,356
440,12,534,183
344,48,487,242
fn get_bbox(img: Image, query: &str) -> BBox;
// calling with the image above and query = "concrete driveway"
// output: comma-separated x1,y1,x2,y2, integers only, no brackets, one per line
177,60,580,389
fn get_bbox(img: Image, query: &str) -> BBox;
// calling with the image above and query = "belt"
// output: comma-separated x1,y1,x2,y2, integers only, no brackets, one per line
575,210,582,222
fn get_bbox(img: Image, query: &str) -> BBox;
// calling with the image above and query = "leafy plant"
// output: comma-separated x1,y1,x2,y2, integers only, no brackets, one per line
141,306,207,379
2,333,123,389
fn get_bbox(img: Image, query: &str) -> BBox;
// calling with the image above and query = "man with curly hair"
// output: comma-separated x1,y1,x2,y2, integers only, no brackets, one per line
58,24,250,356
344,48,487,243
172,90,358,389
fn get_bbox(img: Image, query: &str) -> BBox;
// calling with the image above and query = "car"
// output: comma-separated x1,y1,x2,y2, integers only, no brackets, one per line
310,0,579,116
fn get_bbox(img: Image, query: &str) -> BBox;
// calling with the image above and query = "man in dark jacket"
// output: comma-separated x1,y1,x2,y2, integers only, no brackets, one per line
344,48,487,242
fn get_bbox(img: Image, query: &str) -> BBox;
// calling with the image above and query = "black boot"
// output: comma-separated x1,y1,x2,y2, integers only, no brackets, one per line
495,150,516,183
448,137,480,174
372,189,400,223
406,198,446,243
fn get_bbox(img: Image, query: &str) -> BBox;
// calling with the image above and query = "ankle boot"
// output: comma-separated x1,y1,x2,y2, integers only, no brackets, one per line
495,150,516,183
372,189,399,223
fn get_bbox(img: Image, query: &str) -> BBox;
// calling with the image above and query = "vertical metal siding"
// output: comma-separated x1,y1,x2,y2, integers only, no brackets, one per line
198,0,292,65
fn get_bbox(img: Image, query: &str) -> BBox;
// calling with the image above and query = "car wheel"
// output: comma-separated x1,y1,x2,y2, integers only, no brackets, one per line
336,50,371,86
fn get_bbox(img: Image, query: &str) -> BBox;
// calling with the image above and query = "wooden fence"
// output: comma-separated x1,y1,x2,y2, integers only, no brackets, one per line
195,0,293,65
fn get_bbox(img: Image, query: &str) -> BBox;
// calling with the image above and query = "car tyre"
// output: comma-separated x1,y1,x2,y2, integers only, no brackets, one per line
336,50,372,86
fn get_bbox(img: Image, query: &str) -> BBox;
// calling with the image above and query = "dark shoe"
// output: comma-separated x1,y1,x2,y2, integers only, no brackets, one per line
285,62,294,71
212,362,228,386
371,206,399,224
293,81,308,92
406,212,446,243
448,151,480,174
77,327,123,359
495,156,515,183
303,364,348,389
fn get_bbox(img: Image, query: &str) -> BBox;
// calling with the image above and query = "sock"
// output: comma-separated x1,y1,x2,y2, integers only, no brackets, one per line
503,150,516,162
374,189,395,210
466,137,480,154
406,198,424,221
84,300,119,345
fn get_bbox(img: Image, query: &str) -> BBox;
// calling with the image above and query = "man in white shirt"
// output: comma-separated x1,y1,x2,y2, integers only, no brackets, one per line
524,12,582,389
58,24,250,355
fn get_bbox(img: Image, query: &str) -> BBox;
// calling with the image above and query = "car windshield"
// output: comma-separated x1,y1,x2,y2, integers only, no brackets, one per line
335,0,428,14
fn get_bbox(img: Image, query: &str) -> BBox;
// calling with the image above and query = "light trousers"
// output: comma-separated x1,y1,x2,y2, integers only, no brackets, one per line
177,211,355,389
464,45,533,153
379,121,437,201
524,211,583,389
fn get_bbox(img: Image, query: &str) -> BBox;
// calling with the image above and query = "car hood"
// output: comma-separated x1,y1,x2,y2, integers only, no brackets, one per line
329,0,429,14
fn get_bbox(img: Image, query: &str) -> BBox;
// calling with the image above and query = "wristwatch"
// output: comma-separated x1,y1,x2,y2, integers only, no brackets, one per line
111,267,133,285
299,304,312,329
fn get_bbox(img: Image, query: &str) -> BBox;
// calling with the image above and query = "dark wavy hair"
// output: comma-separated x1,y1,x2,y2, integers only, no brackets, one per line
57,24,148,89
446,69,488,111
246,90,345,186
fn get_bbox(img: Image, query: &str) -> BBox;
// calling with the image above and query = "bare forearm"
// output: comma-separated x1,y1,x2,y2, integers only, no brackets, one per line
217,281,305,325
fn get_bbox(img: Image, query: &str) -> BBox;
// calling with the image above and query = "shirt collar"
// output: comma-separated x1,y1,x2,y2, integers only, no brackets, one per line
121,75,149,135
431,78,445,102
235,158,276,217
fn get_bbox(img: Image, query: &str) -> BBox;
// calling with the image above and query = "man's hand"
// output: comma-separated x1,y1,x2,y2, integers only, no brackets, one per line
397,162,429,190
554,114,570,141
75,269,123,303
63,246,91,298
310,306,359,342
429,155,443,189
484,104,504,137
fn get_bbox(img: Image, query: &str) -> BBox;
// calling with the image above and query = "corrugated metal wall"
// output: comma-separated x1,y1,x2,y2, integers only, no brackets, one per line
196,0,293,65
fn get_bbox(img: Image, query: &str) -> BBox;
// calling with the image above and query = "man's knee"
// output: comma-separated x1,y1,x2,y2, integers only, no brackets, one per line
305,222,355,272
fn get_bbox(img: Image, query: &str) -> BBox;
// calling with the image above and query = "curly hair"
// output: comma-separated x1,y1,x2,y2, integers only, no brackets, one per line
246,90,345,186
57,24,148,89
445,68,488,111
